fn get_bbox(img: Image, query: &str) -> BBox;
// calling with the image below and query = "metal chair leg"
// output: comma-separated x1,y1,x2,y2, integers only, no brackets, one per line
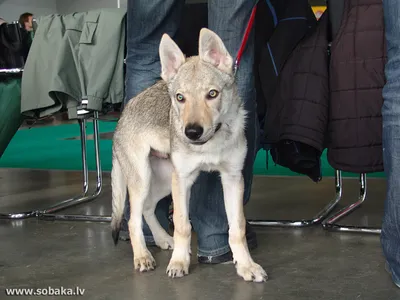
248,170,343,227
40,112,105,221
0,112,103,221
322,172,381,234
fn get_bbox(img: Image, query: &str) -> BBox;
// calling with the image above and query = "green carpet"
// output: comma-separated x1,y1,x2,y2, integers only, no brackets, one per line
0,121,386,178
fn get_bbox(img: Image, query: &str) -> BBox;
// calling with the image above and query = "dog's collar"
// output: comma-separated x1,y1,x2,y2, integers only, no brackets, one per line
215,123,222,134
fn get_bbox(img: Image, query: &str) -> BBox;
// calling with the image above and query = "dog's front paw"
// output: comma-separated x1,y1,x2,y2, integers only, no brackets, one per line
236,262,268,283
166,259,189,278
155,234,174,250
134,251,156,272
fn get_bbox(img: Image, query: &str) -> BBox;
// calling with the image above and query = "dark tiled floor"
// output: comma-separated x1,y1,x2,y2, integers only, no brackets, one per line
0,168,399,300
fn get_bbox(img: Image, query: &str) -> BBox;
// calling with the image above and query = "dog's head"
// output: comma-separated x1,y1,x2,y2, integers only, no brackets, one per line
159,28,236,145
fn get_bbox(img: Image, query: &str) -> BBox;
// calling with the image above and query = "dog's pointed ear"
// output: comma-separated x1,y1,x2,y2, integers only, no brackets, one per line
199,28,233,74
159,33,185,82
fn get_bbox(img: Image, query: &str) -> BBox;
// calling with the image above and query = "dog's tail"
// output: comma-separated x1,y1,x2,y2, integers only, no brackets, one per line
111,157,127,246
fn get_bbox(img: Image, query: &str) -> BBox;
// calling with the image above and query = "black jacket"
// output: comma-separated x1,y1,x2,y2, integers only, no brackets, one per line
0,23,31,70
254,0,324,181
255,0,386,179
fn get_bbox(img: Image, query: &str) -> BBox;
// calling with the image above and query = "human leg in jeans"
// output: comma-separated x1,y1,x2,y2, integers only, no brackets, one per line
122,0,260,263
120,0,184,244
381,0,400,288
193,0,260,263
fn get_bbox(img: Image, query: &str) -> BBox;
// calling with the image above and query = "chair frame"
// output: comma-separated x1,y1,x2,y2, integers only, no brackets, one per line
322,173,381,234
248,170,343,227
0,110,109,222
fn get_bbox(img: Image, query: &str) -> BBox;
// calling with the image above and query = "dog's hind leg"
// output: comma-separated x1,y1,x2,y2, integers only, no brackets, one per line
220,171,267,283
122,149,157,272
143,157,174,250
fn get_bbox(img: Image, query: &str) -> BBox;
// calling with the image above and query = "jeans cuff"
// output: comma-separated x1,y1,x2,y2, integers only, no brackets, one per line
145,235,155,245
391,268,400,288
118,229,156,246
197,245,231,257
386,261,400,288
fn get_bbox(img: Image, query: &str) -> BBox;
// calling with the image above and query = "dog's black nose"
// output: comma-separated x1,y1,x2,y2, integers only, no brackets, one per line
185,124,204,141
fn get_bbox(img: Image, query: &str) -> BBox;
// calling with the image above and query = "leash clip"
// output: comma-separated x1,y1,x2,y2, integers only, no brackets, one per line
232,59,239,78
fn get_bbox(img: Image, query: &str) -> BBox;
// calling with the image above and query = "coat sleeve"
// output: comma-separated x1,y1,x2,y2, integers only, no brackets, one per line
274,11,330,152
327,0,385,173
20,9,126,119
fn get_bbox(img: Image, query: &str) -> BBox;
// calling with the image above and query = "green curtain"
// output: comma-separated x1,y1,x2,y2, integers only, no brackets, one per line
0,78,24,158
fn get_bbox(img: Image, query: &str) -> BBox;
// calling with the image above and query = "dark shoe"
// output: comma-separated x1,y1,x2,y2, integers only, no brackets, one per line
197,222,258,264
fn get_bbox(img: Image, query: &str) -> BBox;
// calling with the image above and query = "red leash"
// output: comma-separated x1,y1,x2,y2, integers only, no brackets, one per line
233,3,258,77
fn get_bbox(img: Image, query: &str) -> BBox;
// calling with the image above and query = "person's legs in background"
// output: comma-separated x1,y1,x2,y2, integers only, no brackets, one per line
381,0,400,288
120,0,185,244
191,0,260,263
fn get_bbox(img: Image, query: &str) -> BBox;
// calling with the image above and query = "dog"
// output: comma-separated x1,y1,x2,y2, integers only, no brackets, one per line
111,28,267,283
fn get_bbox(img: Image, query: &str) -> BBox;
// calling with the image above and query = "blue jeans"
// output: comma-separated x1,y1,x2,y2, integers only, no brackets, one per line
381,0,400,287
123,0,259,257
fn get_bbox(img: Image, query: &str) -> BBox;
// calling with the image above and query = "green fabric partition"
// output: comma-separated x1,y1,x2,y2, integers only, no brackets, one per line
0,78,24,158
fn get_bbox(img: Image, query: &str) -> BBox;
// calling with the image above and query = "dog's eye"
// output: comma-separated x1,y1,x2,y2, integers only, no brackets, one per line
207,90,219,99
176,93,185,102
